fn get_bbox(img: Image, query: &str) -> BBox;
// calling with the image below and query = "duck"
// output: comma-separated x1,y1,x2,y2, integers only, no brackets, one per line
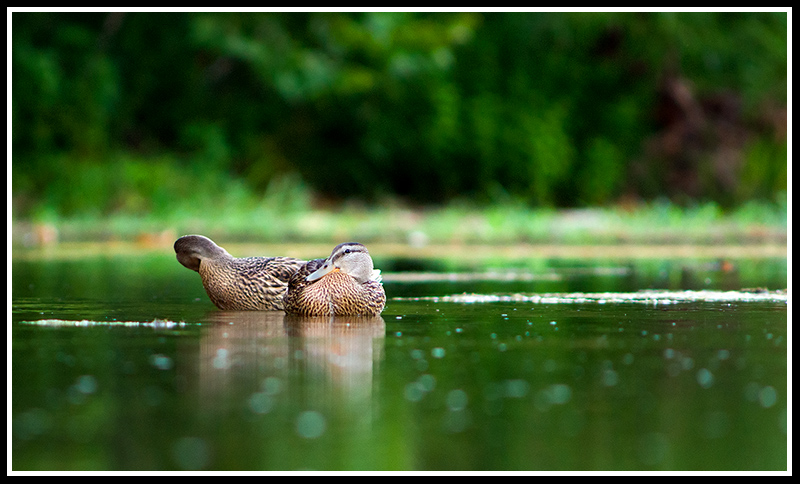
283,242,386,316
174,234,306,310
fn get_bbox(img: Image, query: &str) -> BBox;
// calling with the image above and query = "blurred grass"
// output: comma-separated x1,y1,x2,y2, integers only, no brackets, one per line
12,194,787,248
11,152,786,248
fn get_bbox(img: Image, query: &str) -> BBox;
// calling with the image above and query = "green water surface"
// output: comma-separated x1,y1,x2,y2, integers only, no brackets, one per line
11,253,788,471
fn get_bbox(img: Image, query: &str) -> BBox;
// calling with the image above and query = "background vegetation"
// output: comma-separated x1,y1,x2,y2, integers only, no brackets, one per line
11,11,787,242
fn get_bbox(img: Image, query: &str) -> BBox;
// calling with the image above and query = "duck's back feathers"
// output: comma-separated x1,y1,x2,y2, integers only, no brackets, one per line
175,235,305,311
200,255,306,311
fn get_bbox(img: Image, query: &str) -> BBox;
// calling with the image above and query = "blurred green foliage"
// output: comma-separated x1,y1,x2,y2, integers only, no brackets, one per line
11,12,787,218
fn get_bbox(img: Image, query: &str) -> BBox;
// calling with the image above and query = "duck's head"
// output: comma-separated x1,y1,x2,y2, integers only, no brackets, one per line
306,242,381,284
174,234,231,272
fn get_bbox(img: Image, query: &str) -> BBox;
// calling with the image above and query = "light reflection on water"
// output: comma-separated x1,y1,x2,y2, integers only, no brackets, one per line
11,255,787,471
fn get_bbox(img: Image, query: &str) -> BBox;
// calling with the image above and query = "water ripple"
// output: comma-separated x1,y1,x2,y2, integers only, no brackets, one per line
394,289,787,304
17,319,193,328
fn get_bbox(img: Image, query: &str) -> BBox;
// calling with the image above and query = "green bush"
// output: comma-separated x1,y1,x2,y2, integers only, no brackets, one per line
11,12,787,219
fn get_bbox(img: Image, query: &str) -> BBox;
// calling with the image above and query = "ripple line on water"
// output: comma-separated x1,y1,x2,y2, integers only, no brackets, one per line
393,289,788,305
17,319,194,328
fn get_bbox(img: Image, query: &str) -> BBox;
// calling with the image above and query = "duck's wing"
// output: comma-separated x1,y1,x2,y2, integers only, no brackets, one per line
226,256,305,297
283,258,327,314
286,258,325,290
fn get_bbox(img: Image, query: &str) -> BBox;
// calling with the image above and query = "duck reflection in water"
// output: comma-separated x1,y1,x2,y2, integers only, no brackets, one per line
195,311,385,411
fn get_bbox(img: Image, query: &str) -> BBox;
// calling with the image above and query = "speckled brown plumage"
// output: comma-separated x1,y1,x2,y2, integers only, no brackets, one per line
283,249,386,317
174,235,306,310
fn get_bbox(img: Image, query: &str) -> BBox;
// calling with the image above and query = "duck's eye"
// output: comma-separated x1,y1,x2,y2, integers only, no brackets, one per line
344,249,351,254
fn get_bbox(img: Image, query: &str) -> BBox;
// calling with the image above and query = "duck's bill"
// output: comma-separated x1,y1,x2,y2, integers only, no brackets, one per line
306,263,339,282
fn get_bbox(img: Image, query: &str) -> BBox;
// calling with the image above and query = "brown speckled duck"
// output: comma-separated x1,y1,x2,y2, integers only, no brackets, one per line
174,234,306,310
283,242,386,317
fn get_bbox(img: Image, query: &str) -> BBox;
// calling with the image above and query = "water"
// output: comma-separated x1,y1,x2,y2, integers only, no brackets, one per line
10,250,788,471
